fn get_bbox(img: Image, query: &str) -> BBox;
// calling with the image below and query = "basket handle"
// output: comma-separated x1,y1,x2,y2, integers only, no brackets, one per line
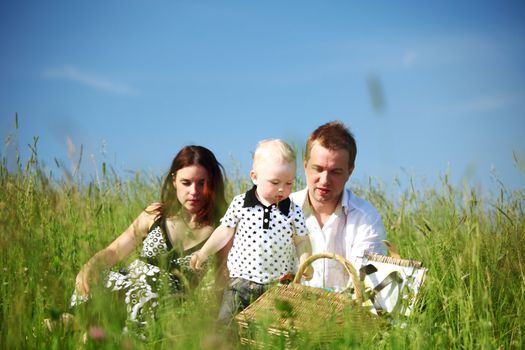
293,253,365,304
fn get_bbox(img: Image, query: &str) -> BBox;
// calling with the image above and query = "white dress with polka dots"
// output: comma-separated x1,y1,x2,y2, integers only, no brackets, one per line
71,218,204,332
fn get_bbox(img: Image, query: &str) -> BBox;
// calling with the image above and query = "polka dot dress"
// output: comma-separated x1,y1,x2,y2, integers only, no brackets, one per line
222,186,307,284
71,218,205,336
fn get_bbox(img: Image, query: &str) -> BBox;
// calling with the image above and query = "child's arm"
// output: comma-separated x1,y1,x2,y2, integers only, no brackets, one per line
190,224,235,270
293,235,313,280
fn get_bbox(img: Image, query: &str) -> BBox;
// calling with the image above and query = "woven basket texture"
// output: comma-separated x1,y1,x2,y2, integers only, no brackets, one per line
234,254,383,347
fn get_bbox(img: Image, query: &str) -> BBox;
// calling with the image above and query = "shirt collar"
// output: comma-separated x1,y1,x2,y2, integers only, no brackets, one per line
299,186,351,216
243,185,291,216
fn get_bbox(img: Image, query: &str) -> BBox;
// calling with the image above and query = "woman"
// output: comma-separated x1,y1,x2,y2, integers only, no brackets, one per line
71,145,227,336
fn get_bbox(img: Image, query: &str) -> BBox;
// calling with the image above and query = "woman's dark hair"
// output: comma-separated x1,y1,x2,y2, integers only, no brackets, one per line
159,145,226,225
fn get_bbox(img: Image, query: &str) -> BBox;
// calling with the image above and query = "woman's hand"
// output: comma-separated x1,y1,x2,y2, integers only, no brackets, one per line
75,267,91,297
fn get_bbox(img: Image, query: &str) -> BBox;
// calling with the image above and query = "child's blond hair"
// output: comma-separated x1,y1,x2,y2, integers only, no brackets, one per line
252,139,296,170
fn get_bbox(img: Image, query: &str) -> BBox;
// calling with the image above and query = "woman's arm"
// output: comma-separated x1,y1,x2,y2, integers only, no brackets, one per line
75,209,154,296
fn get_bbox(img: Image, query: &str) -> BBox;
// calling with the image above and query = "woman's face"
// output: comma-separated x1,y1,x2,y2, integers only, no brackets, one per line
173,165,209,215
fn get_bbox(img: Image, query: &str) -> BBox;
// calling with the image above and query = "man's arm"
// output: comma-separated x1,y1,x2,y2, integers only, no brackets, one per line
347,214,387,264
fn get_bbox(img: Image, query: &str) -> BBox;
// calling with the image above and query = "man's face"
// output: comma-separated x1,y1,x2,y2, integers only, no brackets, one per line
304,142,353,209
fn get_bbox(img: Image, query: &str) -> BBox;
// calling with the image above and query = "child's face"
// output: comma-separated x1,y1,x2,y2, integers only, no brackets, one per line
250,160,296,206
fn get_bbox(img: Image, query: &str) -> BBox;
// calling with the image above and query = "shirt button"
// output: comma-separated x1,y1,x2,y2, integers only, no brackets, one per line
264,209,268,213
264,219,268,223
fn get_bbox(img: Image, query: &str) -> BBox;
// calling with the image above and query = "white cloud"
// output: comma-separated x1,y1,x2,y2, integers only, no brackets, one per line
402,50,418,66
42,66,136,95
453,95,519,113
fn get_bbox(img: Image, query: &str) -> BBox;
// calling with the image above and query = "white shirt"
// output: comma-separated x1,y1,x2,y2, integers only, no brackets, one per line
289,187,387,291
222,186,307,284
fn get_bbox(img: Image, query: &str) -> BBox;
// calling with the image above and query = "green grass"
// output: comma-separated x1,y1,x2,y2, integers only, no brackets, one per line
1,133,524,349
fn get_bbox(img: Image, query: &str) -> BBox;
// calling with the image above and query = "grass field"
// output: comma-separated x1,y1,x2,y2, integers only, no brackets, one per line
1,134,524,349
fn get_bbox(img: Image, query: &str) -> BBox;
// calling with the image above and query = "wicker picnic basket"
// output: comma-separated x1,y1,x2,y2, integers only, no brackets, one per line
357,249,427,317
234,253,381,347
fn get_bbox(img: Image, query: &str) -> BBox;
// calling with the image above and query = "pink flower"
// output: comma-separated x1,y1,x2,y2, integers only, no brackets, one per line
87,325,106,341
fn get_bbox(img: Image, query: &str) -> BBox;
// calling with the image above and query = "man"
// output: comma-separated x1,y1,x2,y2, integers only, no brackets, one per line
290,121,387,291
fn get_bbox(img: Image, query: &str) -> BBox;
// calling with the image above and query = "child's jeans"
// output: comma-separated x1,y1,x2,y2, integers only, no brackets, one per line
217,277,271,326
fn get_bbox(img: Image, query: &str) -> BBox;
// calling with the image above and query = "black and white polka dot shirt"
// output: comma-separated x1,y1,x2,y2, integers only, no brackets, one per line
222,186,308,284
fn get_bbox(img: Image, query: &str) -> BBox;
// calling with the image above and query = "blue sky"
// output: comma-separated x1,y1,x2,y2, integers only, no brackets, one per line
1,1,524,196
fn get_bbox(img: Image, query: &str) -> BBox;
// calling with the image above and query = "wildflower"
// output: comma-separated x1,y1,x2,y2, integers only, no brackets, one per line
87,325,106,341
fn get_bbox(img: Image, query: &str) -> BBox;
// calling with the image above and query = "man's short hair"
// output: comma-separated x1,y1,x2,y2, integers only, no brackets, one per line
305,121,357,167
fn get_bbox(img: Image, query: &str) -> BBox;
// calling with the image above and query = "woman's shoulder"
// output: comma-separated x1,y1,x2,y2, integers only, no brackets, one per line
144,202,163,214
135,203,163,233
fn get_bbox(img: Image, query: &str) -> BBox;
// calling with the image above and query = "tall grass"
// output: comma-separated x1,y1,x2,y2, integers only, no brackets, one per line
1,128,523,349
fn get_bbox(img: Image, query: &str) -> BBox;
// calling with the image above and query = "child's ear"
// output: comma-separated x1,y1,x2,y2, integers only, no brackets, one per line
250,169,258,185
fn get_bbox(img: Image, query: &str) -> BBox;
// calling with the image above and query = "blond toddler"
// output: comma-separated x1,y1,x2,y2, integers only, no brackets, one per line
191,139,312,324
